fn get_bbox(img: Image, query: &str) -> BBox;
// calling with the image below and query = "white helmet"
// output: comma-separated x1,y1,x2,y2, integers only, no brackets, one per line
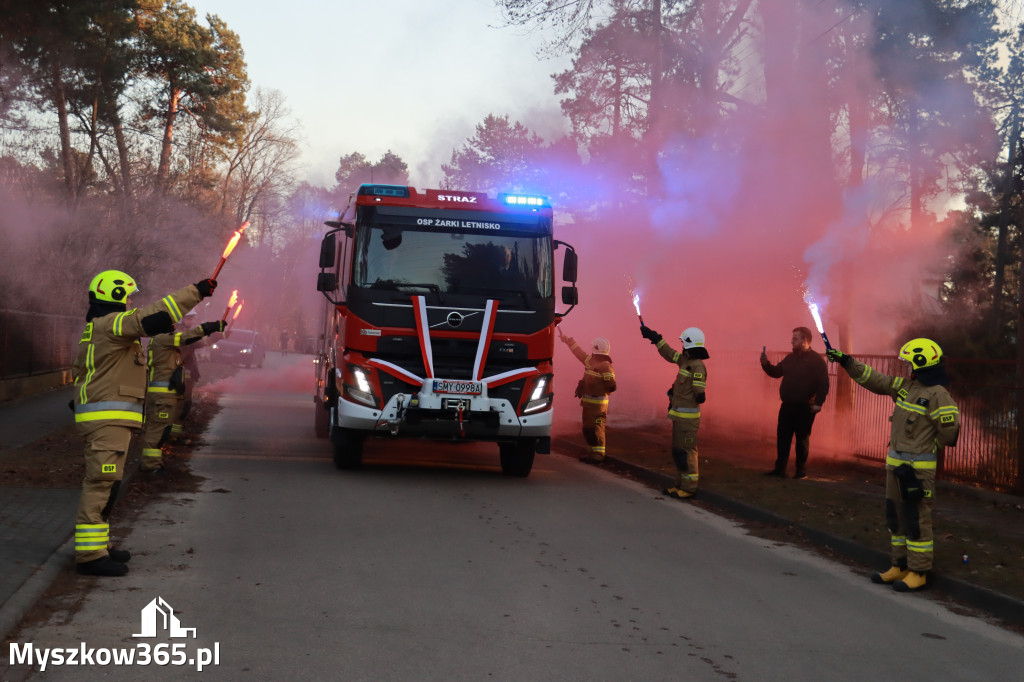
679,327,705,350
591,337,611,355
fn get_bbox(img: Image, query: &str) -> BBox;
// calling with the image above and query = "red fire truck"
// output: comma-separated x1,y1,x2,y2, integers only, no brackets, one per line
314,184,578,477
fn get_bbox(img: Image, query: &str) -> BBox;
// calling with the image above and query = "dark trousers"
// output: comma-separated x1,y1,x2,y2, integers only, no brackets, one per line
774,403,816,474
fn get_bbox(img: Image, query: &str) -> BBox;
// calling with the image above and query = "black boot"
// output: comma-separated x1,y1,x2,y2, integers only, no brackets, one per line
76,556,129,577
108,548,132,563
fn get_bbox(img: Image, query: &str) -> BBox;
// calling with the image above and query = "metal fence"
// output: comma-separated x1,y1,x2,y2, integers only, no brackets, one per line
759,351,1021,492
0,309,81,379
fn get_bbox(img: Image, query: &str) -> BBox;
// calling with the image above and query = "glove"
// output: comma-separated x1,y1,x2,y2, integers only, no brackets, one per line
825,348,852,367
194,279,218,299
640,325,662,344
201,320,227,336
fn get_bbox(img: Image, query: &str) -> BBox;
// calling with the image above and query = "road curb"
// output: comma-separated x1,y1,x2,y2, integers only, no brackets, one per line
0,538,73,643
563,448,1024,630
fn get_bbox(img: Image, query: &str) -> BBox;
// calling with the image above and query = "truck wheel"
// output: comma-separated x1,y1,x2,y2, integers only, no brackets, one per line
499,438,535,477
314,400,329,439
331,419,364,469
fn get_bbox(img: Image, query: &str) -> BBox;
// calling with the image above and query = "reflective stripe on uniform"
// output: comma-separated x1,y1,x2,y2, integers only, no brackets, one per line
930,405,959,420
581,396,609,405
891,534,906,548
669,407,700,419
896,398,927,415
75,400,144,424
886,448,937,469
173,332,183,347
681,473,698,481
907,538,933,554
142,448,162,459
656,339,680,362
163,295,183,321
855,365,873,384
75,523,108,552
80,343,97,404
147,385,176,394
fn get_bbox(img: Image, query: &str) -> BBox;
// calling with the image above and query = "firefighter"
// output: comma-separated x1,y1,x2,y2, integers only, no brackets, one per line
173,310,203,443
827,338,960,592
71,271,216,576
558,329,616,463
140,315,226,473
640,323,709,499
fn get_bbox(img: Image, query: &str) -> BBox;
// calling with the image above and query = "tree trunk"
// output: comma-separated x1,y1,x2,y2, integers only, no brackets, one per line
993,106,1019,338
102,77,133,198
156,87,181,189
50,59,76,200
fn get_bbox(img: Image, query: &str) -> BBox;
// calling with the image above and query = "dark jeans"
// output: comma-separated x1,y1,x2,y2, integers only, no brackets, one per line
774,403,817,474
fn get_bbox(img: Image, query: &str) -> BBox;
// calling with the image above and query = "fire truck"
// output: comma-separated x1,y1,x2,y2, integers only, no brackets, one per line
314,184,578,477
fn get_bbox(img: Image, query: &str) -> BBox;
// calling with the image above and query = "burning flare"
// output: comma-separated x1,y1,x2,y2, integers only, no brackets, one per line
211,221,250,280
221,289,239,321
804,297,833,351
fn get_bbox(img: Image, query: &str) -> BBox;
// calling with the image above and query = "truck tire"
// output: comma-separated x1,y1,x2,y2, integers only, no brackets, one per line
499,438,536,477
331,413,364,469
314,399,329,439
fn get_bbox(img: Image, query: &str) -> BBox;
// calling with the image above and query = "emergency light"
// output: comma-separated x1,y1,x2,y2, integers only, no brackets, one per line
359,184,411,198
500,193,549,208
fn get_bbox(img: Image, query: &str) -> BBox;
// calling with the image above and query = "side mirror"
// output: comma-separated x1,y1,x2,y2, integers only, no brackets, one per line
562,248,578,283
319,233,337,268
561,286,578,306
317,272,338,292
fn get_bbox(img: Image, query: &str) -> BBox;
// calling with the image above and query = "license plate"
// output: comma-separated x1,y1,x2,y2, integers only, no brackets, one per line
432,379,483,395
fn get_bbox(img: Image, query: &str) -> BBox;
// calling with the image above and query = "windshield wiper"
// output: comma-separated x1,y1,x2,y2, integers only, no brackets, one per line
453,285,532,308
370,280,445,303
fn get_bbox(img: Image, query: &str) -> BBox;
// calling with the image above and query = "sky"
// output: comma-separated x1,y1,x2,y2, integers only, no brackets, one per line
188,0,572,189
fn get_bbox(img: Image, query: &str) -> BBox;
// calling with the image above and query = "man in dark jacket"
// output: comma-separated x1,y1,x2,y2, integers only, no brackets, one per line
760,326,829,479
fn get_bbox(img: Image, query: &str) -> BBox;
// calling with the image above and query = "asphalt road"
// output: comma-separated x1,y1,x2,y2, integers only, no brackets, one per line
8,354,1024,680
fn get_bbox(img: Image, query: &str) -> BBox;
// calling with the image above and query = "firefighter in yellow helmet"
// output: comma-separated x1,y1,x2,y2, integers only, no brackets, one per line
640,323,709,500
71,270,217,576
140,315,226,473
827,338,960,592
558,329,616,463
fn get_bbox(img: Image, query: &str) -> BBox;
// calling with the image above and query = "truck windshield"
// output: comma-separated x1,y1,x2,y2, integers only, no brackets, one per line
354,226,553,301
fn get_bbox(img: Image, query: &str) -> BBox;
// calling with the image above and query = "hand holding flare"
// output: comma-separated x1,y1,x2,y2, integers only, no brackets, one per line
211,221,250,280
221,289,239,322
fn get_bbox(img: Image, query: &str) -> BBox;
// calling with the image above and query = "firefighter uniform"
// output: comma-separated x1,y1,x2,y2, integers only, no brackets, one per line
562,335,616,462
140,321,222,471
829,339,960,592
642,325,709,499
72,274,211,575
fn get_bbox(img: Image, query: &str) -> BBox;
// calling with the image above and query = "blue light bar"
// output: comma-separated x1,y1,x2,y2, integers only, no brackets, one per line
500,193,549,208
359,184,411,198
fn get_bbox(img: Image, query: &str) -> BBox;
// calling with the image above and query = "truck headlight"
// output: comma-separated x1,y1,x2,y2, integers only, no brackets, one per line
343,364,377,407
523,375,552,414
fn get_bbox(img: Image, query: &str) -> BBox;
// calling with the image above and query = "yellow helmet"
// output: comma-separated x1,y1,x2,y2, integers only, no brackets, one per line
89,270,138,304
899,338,942,370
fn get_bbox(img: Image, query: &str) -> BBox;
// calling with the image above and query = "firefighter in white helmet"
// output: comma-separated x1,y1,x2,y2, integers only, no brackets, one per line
71,270,217,576
558,329,616,463
140,315,226,473
827,338,960,592
640,323,709,499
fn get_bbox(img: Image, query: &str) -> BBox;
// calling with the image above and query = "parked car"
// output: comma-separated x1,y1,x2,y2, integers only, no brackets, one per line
209,329,266,368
